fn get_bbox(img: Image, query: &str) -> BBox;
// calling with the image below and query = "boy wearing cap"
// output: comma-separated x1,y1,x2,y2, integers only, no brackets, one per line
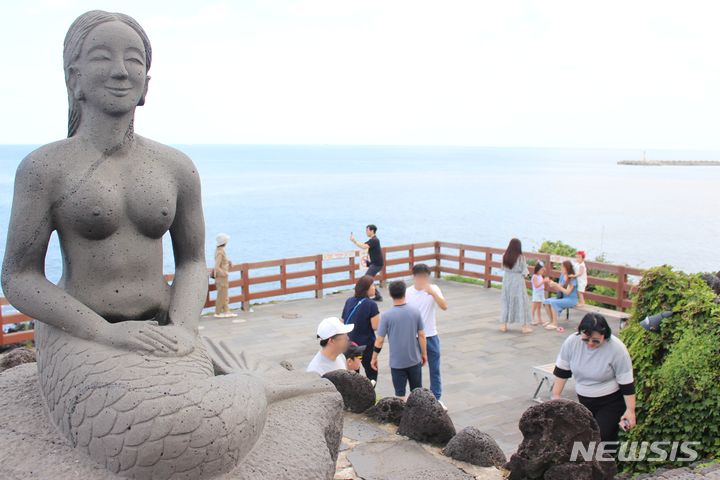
371,281,427,397
344,342,366,374
213,233,237,318
307,317,354,376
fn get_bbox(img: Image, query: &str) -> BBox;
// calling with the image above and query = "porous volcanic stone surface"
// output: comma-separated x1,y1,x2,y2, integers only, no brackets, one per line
322,369,376,413
503,399,617,480
398,388,456,445
442,426,507,467
0,347,36,372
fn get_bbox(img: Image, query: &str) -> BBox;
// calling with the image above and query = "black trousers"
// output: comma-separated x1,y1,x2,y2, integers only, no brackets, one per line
365,264,383,277
359,342,378,382
364,264,383,299
578,390,627,442
390,363,423,396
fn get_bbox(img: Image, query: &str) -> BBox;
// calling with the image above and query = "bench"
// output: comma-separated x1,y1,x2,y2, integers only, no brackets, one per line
564,304,630,329
531,363,556,403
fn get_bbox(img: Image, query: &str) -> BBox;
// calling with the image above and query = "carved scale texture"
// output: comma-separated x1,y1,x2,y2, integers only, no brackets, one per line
34,322,268,480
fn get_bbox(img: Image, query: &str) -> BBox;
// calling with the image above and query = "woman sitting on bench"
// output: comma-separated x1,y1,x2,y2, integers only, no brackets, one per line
543,260,578,332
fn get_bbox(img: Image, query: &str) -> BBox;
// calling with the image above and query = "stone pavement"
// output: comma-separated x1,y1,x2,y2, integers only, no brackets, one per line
200,278,620,455
337,414,502,480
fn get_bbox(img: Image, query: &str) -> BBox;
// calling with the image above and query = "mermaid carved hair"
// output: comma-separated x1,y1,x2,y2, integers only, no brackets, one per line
63,10,152,137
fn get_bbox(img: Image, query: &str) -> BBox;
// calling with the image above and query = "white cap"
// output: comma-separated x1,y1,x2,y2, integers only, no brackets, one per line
216,233,230,246
316,317,354,340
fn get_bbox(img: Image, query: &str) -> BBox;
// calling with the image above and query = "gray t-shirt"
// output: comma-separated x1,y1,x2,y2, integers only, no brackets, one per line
377,304,425,369
556,334,634,397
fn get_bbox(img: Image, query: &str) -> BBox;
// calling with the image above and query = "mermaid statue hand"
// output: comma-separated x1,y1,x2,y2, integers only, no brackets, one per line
103,320,196,356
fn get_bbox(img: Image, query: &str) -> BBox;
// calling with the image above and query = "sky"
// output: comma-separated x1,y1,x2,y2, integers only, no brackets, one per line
2,0,720,148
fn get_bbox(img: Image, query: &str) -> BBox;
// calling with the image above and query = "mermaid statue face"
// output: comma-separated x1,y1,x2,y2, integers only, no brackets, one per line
69,21,149,116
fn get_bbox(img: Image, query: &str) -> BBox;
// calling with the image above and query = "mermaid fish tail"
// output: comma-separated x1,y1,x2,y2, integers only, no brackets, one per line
35,322,269,479
201,337,338,404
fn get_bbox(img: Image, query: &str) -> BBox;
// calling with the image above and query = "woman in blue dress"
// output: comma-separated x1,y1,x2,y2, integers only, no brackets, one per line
543,260,578,332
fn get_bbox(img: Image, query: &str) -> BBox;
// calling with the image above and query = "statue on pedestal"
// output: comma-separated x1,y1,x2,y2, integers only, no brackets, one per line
1,10,342,480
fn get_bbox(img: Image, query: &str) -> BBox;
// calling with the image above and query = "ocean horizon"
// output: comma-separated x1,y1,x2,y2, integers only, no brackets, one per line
1,144,719,297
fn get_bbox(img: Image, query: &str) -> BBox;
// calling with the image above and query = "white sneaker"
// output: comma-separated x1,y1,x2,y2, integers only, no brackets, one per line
226,312,238,317
439,400,448,411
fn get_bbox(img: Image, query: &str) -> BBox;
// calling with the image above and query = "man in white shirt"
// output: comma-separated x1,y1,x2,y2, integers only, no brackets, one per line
306,317,354,376
405,264,448,405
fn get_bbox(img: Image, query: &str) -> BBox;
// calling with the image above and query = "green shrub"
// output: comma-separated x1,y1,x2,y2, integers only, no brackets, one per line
538,240,577,258
619,265,720,474
443,274,483,286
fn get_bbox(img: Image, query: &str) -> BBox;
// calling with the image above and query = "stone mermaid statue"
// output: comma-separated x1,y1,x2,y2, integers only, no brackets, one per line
1,10,340,480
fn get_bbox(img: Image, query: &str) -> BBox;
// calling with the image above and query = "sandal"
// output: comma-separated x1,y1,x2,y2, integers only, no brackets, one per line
544,324,558,330
522,326,533,334
500,324,508,333
556,326,565,333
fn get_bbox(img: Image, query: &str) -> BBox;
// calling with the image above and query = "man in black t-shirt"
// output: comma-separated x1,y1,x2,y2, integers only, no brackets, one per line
350,224,384,301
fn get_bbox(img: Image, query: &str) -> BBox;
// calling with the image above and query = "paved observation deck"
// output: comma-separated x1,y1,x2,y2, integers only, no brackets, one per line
199,278,622,455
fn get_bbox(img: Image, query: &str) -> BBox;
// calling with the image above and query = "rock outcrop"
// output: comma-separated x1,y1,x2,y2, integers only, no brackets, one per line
442,426,506,467
365,396,405,425
397,388,456,445
504,399,617,480
322,369,376,413
0,347,36,373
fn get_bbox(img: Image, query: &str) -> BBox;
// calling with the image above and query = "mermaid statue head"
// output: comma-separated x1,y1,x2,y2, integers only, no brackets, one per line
63,10,152,137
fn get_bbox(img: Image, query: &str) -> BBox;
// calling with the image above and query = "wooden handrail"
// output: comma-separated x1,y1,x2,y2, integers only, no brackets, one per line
0,240,645,346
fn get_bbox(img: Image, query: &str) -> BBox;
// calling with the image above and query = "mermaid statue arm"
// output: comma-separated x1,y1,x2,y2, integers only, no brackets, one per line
1,152,111,342
166,149,208,331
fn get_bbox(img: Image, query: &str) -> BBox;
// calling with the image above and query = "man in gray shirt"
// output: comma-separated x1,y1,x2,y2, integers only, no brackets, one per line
371,281,427,397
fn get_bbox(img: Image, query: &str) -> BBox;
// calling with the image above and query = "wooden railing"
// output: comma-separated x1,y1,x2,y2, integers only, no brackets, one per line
434,243,643,312
0,297,34,346
0,241,644,346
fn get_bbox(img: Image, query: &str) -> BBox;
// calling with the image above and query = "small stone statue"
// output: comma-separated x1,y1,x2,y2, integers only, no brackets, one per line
1,10,341,480
213,233,237,318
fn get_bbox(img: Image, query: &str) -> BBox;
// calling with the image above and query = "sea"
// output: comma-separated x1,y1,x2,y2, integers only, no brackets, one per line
1,144,719,298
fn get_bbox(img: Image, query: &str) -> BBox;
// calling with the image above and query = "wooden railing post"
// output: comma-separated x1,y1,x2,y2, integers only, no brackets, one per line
409,245,415,272
280,260,287,294
543,253,552,298
459,246,466,276
543,253,553,279
434,241,441,279
617,266,627,312
0,304,4,345
241,264,250,312
484,249,492,288
315,255,324,299
380,248,387,288
349,256,356,284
